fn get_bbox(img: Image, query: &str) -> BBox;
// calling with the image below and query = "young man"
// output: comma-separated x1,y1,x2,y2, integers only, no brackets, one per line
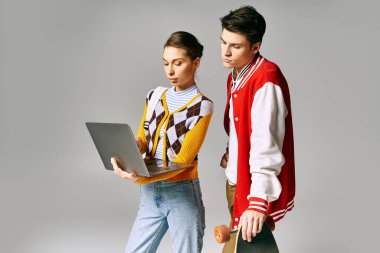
219,6,295,252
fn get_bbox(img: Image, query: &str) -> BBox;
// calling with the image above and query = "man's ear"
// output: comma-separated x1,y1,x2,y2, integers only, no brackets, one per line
251,42,261,55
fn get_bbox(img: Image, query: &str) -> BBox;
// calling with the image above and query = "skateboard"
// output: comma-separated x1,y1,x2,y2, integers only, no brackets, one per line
214,222,279,253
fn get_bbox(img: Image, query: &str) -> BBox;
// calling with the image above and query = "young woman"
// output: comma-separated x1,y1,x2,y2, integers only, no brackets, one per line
111,31,213,253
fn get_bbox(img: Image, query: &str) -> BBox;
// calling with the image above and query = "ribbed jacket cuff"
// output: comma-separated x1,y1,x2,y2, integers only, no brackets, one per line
247,197,268,214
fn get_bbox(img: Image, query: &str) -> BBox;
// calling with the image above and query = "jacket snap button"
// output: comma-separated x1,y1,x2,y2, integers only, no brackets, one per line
235,117,239,121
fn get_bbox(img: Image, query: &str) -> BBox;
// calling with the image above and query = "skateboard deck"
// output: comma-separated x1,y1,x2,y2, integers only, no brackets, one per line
234,222,279,253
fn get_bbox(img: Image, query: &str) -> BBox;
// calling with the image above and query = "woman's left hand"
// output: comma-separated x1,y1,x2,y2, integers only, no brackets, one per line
111,157,141,183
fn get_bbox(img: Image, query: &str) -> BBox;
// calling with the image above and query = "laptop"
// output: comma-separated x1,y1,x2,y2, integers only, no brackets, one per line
85,122,194,177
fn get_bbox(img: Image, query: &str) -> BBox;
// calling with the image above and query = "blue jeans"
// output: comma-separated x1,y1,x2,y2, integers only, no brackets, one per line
125,179,206,253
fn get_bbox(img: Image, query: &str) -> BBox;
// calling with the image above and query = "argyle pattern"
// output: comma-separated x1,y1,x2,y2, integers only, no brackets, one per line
145,93,213,160
146,99,166,156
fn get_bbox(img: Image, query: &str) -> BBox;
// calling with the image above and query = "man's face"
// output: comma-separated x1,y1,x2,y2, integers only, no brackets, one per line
220,29,260,73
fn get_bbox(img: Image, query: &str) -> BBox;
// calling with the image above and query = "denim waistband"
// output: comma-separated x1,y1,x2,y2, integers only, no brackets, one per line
142,178,199,188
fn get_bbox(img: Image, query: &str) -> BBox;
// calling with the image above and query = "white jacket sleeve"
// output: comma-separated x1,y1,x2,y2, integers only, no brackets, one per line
249,82,288,204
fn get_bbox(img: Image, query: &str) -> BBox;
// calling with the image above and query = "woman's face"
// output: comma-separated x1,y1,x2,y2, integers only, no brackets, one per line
162,46,200,91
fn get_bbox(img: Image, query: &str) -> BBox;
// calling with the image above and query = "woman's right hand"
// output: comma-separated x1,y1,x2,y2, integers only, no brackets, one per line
111,157,141,183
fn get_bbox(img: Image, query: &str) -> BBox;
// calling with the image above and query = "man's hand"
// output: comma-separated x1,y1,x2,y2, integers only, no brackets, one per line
220,152,229,169
239,210,267,242
111,157,141,182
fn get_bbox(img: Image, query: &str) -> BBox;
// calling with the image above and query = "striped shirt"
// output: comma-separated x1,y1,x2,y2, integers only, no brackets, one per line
154,84,200,160
231,59,254,91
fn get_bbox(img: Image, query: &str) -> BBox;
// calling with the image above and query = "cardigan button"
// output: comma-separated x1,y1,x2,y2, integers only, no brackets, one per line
234,94,237,98
235,218,239,222
234,225,238,229
235,117,239,121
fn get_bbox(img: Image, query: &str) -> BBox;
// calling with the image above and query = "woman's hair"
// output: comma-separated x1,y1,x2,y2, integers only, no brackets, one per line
164,31,203,60
220,5,266,45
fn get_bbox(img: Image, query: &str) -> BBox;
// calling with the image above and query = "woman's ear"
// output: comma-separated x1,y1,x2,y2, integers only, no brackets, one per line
193,57,201,69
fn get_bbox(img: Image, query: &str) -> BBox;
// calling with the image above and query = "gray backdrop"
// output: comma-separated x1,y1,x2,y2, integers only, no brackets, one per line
1,0,379,252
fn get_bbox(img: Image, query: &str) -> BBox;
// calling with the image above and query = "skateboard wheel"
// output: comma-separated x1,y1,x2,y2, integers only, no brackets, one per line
214,225,230,243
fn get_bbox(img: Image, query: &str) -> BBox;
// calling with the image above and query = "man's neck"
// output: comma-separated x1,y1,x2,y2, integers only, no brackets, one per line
233,57,255,81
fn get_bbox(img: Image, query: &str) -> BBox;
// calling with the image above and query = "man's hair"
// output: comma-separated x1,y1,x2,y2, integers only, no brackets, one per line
220,5,266,45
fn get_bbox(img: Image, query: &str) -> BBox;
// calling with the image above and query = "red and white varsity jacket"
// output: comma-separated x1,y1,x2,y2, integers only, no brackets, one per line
224,54,295,229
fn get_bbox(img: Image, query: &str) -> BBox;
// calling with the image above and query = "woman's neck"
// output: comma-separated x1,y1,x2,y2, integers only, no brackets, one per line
174,80,195,92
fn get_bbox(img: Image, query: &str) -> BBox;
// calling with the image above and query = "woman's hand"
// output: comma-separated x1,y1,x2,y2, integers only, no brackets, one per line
111,157,141,182
135,137,145,154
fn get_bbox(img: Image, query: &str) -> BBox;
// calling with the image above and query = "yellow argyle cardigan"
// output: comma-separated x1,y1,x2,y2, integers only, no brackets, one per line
135,91,213,184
